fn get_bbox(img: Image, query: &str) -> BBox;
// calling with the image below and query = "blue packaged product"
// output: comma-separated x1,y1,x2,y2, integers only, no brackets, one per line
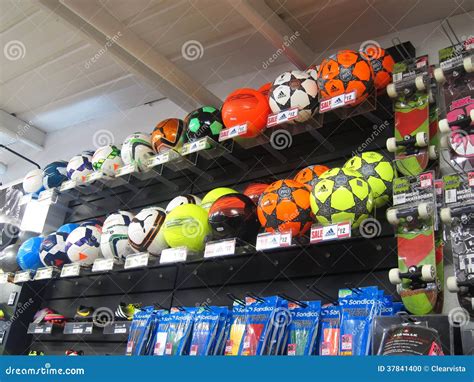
317,305,341,356
286,300,321,356
126,307,156,356
225,303,247,356
190,307,227,356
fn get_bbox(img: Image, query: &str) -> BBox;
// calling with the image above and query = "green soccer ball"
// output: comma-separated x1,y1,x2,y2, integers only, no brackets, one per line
343,151,394,207
310,167,374,228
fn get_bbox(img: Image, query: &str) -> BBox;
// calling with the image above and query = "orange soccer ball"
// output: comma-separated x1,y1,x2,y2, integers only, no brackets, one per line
361,47,395,92
294,164,330,189
151,118,185,153
318,50,374,105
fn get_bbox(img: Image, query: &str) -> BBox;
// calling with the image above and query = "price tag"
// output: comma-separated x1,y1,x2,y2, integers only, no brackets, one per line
160,247,188,264
319,91,357,113
92,258,114,273
420,172,433,188
256,232,292,251
124,252,149,269
147,152,169,168
310,222,351,244
468,172,474,187
38,189,55,201
60,263,81,278
60,180,77,191
267,107,299,127
28,323,53,334
218,123,248,141
0,273,10,284
181,138,210,155
393,193,406,205
115,163,136,177
86,171,104,183
14,271,31,283
65,322,93,335
20,194,33,205
204,239,236,258
34,267,54,280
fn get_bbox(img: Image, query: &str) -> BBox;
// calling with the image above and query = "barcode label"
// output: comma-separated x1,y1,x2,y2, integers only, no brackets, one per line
393,193,406,205
445,189,457,204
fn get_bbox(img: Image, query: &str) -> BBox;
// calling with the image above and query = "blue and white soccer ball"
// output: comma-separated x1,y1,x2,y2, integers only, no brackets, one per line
43,161,68,189
100,211,135,264
23,169,44,194
39,232,70,268
66,151,94,182
65,226,103,266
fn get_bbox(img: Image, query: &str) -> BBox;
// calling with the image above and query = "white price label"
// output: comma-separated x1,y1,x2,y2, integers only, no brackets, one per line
114,327,127,334
267,108,299,127
393,193,406,206
445,189,457,204
204,239,236,258
115,164,136,177
14,271,31,283
86,172,103,183
0,273,10,284
60,263,81,278
147,153,169,168
310,222,352,244
38,189,55,201
34,267,54,280
124,252,149,269
160,247,188,264
72,328,83,334
218,123,248,141
92,258,114,273
256,232,292,251
60,180,77,191
319,91,357,112
181,138,210,155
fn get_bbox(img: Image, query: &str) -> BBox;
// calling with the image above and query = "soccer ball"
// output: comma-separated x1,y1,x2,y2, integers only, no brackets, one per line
101,211,134,263
306,64,319,81
294,165,330,189
65,226,102,266
310,167,374,228
40,232,70,267
151,118,186,154
0,244,20,273
121,132,154,171
360,47,394,92
184,106,225,143
343,151,394,207
165,194,201,214
257,179,313,237
17,237,44,271
43,161,68,189
92,145,123,176
128,207,168,255
23,169,44,194
67,151,94,182
57,223,79,235
243,179,275,205
318,50,374,105
201,187,238,210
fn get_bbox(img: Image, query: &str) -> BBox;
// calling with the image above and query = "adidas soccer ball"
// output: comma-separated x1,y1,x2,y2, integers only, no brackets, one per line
269,70,319,122
101,211,134,263
166,194,201,214
343,151,394,207
310,167,373,228
318,50,374,105
92,145,123,176
128,207,168,255
257,179,313,237
184,106,225,143
306,64,319,81
67,151,94,182
40,232,70,267
360,47,394,92
65,226,102,266
23,169,44,194
121,133,154,171
294,165,330,189
43,161,68,189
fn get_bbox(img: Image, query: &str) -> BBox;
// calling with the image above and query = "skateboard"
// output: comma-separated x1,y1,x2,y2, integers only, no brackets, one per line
386,56,437,176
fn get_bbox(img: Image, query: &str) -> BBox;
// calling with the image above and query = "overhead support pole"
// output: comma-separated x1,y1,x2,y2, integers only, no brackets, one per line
0,110,45,151
228,0,314,70
38,0,222,112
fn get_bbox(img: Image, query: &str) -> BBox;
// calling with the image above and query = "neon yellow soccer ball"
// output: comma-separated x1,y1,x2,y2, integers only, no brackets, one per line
343,151,394,207
310,167,374,228
200,187,238,210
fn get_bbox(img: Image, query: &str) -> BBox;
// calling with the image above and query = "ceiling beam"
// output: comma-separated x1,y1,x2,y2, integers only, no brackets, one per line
37,0,221,112
0,110,45,151
228,0,314,69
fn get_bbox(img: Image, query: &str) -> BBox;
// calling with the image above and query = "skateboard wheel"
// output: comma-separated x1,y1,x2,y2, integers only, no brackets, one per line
386,209,399,225
428,145,437,160
389,268,402,285
415,76,426,91
446,276,459,292
440,207,452,224
386,83,397,98
386,137,397,153
438,118,450,134
433,67,446,83
440,135,449,149
416,132,428,147
418,203,431,219
464,56,474,73
470,109,474,123
421,264,435,282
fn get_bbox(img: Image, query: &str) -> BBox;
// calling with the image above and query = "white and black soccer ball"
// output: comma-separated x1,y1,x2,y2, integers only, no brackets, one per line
39,232,70,267
269,70,319,122
165,194,201,214
128,207,168,256
67,151,94,182
65,225,103,266
101,211,135,263
92,145,124,176
121,133,154,172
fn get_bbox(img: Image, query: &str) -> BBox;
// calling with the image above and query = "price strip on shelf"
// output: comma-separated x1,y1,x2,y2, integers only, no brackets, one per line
0,273,11,284
85,171,104,183
60,263,81,278
310,222,351,244
115,163,136,177
64,322,93,335
14,270,31,283
103,321,131,335
319,91,357,113
92,258,114,273
219,123,248,141
38,188,55,202
160,247,188,264
204,238,236,258
34,267,54,281
256,232,292,251
267,107,299,127
124,252,149,269
28,323,53,335
147,153,168,168
181,138,210,155
60,180,77,191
